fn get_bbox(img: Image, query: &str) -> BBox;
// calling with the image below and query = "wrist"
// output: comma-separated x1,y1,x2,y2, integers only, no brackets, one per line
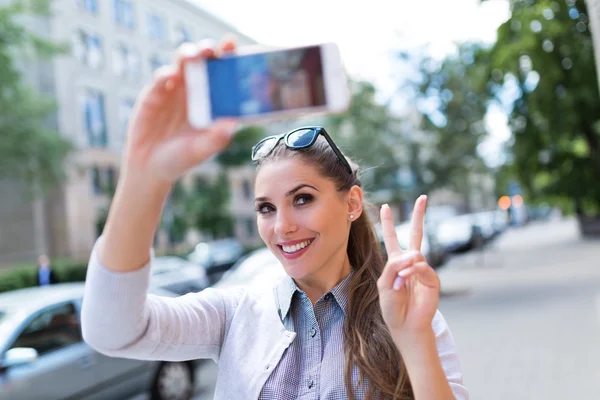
119,166,173,200
391,326,436,354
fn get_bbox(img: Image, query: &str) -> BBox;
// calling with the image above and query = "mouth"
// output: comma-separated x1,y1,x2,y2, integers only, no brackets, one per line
277,238,315,260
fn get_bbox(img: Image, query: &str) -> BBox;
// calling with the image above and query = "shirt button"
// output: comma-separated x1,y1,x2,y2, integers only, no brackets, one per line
309,327,317,337
324,293,332,301
308,379,315,389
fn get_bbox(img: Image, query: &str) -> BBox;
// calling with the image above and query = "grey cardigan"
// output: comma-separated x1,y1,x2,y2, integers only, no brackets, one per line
81,241,468,399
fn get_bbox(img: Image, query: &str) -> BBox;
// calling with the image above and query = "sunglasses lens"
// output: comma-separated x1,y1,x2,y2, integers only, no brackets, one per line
252,137,279,160
286,129,317,148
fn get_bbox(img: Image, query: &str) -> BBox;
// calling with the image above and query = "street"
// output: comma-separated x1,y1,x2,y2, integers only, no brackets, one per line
138,217,600,400
437,217,600,399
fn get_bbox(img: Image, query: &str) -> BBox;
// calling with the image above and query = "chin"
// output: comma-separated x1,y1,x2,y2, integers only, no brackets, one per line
279,258,314,280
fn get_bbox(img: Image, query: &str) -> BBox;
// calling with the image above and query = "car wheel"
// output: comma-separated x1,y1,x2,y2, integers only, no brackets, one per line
151,361,194,400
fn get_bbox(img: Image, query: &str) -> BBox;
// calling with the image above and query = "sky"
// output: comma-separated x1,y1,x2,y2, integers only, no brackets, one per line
192,0,513,166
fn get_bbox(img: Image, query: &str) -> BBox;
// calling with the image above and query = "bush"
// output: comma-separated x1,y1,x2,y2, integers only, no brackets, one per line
0,260,88,294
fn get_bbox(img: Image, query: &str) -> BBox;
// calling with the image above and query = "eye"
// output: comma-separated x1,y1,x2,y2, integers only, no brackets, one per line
256,203,274,214
295,194,313,206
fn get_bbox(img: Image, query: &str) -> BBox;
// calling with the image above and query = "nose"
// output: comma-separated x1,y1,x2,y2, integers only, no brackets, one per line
274,208,298,238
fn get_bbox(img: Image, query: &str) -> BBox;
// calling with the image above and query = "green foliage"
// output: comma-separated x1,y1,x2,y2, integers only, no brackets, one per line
405,43,493,197
0,259,88,293
0,0,72,195
217,125,267,167
187,171,235,239
327,81,405,193
164,172,235,244
486,0,600,215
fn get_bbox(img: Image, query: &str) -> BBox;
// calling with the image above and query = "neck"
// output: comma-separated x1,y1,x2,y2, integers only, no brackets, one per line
295,250,352,305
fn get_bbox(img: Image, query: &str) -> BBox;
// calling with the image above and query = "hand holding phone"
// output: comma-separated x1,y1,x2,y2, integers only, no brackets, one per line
185,43,351,128
122,39,238,185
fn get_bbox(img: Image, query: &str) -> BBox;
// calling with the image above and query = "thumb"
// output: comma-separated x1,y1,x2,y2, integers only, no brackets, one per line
185,119,238,167
154,119,238,181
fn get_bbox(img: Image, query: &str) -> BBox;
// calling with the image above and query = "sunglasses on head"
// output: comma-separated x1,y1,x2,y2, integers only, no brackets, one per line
251,127,353,175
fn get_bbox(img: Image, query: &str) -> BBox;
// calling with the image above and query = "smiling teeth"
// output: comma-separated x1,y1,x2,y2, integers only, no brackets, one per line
282,240,312,254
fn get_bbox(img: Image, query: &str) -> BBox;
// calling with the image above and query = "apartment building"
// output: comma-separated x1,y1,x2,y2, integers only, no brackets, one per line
0,0,257,264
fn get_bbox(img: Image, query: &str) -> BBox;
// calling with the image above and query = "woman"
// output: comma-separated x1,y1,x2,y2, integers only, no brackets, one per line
81,38,468,400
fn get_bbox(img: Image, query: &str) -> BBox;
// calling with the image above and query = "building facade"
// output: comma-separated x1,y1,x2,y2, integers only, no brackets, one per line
0,0,256,264
588,0,600,91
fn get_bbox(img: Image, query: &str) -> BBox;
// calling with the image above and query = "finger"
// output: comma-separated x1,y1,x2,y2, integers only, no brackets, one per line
152,64,179,88
377,251,422,291
175,39,216,78
152,118,238,180
409,195,428,252
380,204,403,256
393,261,439,291
219,34,237,54
183,119,238,167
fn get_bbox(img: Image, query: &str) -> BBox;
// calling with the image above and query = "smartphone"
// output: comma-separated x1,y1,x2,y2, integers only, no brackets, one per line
185,43,351,128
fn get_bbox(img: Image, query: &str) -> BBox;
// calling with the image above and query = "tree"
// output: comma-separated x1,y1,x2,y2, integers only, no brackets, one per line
163,125,266,244
185,172,234,240
401,43,493,206
327,81,405,194
217,125,266,167
0,0,72,194
485,0,600,219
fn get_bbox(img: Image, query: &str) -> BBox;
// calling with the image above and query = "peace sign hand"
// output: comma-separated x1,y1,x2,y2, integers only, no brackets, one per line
377,195,441,336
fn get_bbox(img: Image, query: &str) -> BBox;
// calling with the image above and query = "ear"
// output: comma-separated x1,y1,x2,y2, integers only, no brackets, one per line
347,185,363,220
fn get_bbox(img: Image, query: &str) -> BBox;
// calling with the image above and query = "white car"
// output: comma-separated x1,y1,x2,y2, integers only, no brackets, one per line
0,284,200,400
150,256,210,296
213,247,285,291
435,214,477,252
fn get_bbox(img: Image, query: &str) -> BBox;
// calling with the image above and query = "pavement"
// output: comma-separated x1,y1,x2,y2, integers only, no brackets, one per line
136,217,600,400
436,217,600,400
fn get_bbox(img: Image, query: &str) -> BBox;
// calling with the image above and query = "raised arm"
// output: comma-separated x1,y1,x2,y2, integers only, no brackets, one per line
81,38,239,361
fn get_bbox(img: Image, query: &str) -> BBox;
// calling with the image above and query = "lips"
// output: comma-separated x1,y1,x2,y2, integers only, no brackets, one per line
277,238,315,260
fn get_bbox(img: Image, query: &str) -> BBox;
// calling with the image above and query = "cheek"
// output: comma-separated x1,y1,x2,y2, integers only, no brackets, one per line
302,204,344,232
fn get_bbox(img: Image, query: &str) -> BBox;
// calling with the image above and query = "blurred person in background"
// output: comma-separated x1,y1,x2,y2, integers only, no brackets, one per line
80,37,467,400
36,254,57,286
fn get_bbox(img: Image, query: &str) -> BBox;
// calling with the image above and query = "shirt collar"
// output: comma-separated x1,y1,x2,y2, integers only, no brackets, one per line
274,270,355,321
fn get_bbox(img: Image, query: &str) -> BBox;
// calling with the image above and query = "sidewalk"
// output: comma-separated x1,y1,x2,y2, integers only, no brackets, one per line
437,217,600,400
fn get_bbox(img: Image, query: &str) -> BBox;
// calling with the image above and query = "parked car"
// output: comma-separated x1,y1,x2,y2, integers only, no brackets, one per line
0,284,200,400
434,214,479,253
187,238,245,275
150,256,210,296
472,211,497,241
213,247,285,291
376,222,448,269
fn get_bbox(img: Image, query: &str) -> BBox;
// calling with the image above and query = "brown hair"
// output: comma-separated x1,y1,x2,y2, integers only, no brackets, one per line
255,135,413,399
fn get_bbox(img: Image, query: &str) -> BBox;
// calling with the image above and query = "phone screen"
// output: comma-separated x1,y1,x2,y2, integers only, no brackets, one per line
207,45,327,119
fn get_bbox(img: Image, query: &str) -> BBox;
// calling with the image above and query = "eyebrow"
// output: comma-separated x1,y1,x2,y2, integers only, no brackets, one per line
254,184,319,203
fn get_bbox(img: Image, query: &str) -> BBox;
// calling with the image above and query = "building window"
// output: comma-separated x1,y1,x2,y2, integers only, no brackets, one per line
242,179,252,200
91,167,102,194
149,54,168,72
72,29,103,69
82,89,107,148
118,98,135,142
114,0,135,29
245,217,255,237
147,13,168,42
90,167,117,195
113,44,140,79
75,0,98,14
105,168,116,193
175,24,192,45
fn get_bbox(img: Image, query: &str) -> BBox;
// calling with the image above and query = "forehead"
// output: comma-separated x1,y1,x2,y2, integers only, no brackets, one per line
255,159,330,196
